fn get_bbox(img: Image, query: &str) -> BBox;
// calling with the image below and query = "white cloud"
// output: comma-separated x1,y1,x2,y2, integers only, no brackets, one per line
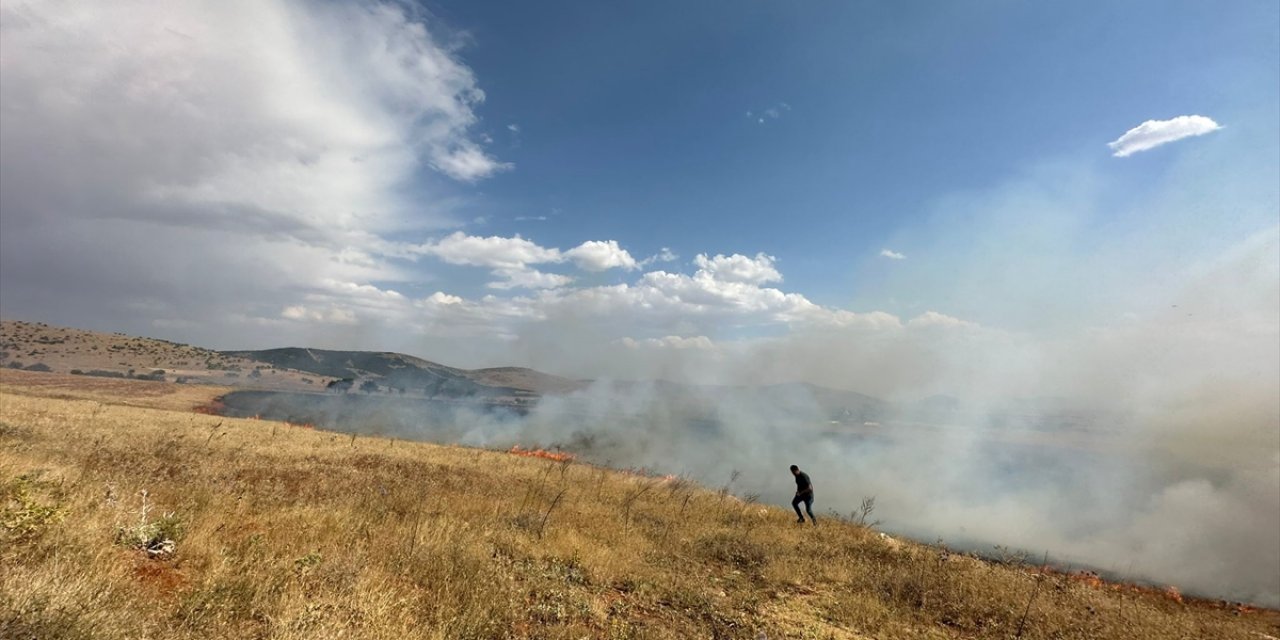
692,253,782,285
281,305,359,325
639,247,678,267
907,311,978,329
413,233,640,273
487,268,573,290
408,233,639,287
619,335,716,350
0,0,505,332
747,102,791,124
565,240,639,271
880,249,906,260
413,232,562,269
431,142,512,181
1108,115,1222,157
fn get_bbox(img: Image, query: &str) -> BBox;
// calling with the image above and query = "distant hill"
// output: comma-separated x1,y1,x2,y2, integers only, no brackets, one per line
221,347,587,397
0,320,586,398
0,319,314,388
467,366,591,395
220,347,527,399
1,318,889,417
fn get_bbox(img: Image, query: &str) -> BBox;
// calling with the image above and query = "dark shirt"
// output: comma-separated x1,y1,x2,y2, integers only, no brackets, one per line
794,471,813,496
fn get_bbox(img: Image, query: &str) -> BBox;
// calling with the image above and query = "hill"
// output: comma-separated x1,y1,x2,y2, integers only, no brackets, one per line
1,320,887,417
221,348,590,397
0,319,589,398
0,319,327,390
218,346,524,399
1,370,1274,639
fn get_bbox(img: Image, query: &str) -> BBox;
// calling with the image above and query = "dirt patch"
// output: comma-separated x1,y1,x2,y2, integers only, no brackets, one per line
132,560,189,596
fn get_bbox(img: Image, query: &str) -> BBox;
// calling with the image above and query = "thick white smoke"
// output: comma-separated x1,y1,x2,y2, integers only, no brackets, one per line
429,226,1280,606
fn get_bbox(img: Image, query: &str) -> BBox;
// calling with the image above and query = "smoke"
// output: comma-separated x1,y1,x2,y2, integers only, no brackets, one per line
2,0,1275,610
310,220,1273,607
214,216,1279,606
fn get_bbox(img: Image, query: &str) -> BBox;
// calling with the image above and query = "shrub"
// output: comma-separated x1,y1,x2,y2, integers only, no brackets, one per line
22,362,51,372
114,490,184,559
1,473,65,542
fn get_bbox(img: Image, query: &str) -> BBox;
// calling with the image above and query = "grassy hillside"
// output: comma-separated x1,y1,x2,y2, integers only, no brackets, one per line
1,371,1275,639
0,319,587,397
0,320,325,390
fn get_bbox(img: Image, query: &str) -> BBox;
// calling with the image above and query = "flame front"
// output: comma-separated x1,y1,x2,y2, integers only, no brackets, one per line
508,445,574,462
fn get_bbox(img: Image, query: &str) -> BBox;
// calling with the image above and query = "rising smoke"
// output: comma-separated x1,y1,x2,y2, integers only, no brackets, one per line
2,0,1275,611
424,225,1279,607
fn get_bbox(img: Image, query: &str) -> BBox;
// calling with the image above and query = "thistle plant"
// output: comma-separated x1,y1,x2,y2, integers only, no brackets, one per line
114,489,183,558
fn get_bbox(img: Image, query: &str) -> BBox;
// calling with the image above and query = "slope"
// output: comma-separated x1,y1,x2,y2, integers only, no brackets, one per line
1,372,1274,640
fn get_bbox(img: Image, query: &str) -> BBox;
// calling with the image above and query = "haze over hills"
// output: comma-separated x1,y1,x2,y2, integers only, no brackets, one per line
222,346,590,397
4,318,1279,607
0,319,892,420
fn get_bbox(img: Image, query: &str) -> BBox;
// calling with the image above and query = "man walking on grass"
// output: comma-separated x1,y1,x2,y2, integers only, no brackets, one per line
790,465,815,525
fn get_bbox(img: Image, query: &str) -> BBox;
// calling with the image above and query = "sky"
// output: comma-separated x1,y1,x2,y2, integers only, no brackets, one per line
2,0,1279,605
0,0,1277,385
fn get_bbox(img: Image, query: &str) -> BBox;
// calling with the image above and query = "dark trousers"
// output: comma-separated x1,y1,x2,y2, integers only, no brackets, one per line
792,493,814,522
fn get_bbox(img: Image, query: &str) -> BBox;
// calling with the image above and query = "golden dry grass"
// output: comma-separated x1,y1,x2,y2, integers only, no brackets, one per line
1,377,1276,639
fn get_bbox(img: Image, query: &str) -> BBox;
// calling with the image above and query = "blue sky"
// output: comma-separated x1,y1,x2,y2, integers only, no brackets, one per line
409,0,1279,315
0,0,1276,373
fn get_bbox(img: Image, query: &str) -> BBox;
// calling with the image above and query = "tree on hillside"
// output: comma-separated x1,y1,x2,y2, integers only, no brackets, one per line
359,380,379,394
326,378,354,393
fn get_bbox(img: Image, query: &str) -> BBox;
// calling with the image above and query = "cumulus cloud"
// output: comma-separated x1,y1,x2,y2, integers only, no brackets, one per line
692,253,782,285
413,232,562,269
1108,115,1222,157
487,268,573,291
430,143,512,182
880,249,906,260
0,0,504,336
281,305,359,325
565,240,639,271
406,233,640,289
386,249,929,351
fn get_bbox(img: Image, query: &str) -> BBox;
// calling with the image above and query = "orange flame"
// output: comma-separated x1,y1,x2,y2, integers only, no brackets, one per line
508,445,574,462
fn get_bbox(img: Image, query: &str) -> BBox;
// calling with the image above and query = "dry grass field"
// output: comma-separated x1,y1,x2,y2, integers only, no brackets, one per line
2,370,1276,639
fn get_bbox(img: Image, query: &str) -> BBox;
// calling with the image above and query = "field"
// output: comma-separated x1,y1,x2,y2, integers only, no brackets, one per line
2,370,1276,639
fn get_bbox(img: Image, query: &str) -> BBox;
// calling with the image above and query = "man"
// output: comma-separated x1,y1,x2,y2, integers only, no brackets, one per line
790,465,815,525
